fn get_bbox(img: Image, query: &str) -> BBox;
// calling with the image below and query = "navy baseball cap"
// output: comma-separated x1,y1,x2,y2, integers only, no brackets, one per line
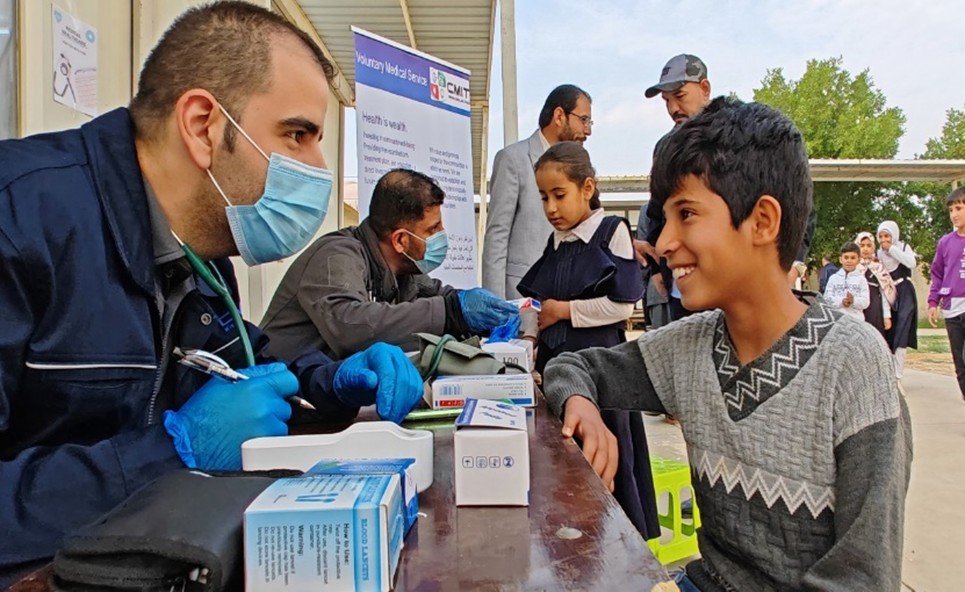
645,54,708,98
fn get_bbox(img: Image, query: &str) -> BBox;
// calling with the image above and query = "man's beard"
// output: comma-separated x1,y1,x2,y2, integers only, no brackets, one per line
188,150,264,259
558,122,584,143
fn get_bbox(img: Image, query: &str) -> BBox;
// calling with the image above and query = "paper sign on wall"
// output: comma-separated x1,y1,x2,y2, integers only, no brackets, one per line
52,4,97,117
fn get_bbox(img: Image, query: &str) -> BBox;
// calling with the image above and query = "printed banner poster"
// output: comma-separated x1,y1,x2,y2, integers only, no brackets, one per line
52,4,98,117
353,28,475,288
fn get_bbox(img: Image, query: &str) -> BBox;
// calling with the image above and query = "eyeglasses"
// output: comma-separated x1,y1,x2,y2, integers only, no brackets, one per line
566,112,594,128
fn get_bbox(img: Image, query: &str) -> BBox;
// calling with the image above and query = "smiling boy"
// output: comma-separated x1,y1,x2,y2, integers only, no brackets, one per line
543,97,912,591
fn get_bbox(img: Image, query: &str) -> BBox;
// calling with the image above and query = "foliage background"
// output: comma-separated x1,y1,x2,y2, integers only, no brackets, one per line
752,57,963,270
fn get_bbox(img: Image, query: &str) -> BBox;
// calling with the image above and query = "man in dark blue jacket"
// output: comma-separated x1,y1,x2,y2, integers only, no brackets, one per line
0,3,423,584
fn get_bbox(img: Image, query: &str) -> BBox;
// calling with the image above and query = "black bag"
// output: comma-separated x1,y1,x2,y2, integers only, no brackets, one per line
52,469,297,592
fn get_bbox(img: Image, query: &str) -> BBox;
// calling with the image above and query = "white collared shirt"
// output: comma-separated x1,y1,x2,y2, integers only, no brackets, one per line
538,130,552,153
543,209,636,330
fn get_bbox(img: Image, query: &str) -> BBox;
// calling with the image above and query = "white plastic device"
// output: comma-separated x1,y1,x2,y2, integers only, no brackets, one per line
242,422,434,492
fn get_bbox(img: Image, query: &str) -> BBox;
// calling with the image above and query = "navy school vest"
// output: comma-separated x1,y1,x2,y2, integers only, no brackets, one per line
517,215,643,372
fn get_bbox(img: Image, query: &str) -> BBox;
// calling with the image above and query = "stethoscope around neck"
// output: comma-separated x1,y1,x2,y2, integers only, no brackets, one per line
172,232,256,367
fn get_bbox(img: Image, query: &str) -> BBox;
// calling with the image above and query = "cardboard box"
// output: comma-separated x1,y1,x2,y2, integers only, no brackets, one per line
431,373,535,409
306,459,419,535
453,399,530,506
244,474,405,592
481,339,534,372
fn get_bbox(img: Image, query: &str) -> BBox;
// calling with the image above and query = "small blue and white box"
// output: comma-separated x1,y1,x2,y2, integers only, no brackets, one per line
306,459,419,535
244,474,404,592
431,373,535,409
453,399,530,506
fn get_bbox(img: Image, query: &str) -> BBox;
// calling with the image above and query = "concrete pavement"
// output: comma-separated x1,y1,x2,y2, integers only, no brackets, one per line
643,368,965,591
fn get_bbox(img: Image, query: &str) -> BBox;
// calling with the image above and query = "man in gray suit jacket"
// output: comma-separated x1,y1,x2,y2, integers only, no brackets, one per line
482,84,593,298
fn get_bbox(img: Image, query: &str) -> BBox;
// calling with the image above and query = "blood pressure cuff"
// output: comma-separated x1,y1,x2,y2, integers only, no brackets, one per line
415,333,527,381
51,469,298,592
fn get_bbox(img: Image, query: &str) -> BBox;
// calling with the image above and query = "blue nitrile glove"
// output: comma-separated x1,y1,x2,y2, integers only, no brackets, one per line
488,313,521,343
333,342,423,424
162,363,296,470
457,288,520,333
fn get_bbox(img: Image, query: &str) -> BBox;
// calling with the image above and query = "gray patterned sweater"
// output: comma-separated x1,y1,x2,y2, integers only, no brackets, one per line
544,301,912,591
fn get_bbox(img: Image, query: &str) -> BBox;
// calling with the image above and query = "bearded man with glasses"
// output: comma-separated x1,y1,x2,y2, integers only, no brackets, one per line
483,84,593,299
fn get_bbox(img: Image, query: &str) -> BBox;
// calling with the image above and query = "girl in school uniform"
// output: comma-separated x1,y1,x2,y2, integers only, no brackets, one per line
517,141,657,539
877,220,918,384
855,231,897,340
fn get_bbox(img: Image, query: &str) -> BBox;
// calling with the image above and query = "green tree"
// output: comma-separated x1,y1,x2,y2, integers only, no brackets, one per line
753,57,908,268
903,105,965,267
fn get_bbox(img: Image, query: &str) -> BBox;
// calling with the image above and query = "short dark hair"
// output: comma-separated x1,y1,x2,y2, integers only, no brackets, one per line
130,1,335,143
534,141,601,209
538,84,592,129
368,169,446,238
840,241,860,256
946,186,965,207
650,96,812,270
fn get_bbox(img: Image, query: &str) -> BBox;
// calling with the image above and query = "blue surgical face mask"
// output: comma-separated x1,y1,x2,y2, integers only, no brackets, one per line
403,229,448,274
207,104,332,265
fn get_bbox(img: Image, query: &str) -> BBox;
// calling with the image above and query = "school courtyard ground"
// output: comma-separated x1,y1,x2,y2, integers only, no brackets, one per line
637,327,963,592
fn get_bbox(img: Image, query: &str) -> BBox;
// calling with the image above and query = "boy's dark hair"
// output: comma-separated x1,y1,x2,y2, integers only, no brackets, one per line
946,186,965,207
650,96,813,270
130,1,334,145
368,169,446,238
534,141,601,209
538,85,592,129
839,241,860,256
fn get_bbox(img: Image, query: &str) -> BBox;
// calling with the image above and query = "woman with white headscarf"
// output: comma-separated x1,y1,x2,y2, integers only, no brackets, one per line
877,220,918,383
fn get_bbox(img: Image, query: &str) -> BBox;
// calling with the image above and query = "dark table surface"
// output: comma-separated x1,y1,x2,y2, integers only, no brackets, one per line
10,401,668,592
387,400,668,591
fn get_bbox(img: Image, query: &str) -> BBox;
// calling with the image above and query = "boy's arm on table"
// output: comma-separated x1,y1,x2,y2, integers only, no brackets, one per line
543,339,665,490
543,339,664,416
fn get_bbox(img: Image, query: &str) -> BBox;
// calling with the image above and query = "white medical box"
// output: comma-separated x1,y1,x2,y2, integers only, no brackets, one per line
453,399,530,506
241,422,434,493
481,339,534,372
430,373,535,408
244,474,404,592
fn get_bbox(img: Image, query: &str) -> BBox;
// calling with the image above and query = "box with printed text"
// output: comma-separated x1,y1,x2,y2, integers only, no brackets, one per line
430,373,535,409
306,458,419,535
481,338,534,372
244,474,404,592
453,399,530,506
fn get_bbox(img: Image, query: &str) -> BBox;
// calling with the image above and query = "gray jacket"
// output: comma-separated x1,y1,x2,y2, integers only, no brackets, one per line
260,220,460,360
482,129,553,298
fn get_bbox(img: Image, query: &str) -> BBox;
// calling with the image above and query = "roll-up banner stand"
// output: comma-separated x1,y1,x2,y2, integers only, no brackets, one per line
353,27,476,288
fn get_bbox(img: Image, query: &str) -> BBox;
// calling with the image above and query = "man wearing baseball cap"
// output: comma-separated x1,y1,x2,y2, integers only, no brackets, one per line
635,54,713,323
635,54,813,294
645,53,711,126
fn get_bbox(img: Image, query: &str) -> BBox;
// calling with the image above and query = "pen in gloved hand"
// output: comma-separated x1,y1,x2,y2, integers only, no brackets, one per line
175,348,316,411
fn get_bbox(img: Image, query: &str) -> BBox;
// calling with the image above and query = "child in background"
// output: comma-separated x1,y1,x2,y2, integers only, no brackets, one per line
927,186,965,401
878,220,918,384
516,141,656,539
856,231,896,340
823,242,870,319
544,98,911,591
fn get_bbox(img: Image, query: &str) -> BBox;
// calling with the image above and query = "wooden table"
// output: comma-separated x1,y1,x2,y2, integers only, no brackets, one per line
387,401,668,591
10,401,668,591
